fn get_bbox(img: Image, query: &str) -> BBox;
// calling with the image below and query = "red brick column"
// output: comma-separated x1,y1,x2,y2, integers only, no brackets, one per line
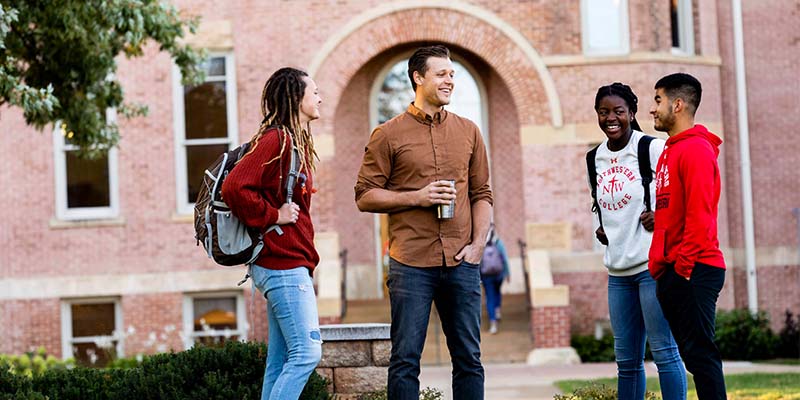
531,305,571,349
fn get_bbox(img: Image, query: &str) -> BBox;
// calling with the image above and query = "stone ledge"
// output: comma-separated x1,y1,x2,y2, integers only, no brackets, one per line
526,347,581,366
319,341,371,368
320,323,390,341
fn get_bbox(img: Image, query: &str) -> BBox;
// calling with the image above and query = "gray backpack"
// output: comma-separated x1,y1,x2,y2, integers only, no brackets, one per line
194,133,299,267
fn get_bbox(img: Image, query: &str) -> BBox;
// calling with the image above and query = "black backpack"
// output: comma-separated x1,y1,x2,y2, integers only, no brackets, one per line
194,133,300,267
586,135,655,229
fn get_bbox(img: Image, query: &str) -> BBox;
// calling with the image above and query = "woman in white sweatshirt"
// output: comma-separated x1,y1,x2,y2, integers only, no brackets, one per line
588,82,686,400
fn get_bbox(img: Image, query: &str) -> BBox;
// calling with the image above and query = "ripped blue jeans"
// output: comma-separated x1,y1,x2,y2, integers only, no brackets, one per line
250,265,322,400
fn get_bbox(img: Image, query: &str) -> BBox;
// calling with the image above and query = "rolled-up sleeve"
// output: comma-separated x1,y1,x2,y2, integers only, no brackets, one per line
354,127,392,201
468,126,493,206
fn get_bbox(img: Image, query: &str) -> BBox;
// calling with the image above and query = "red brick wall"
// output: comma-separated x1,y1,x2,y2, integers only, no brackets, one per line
0,299,61,357
532,306,571,348
553,272,609,335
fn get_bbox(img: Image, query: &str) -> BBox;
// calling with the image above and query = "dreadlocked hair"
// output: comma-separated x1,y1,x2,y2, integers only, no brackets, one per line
245,67,318,173
594,82,643,132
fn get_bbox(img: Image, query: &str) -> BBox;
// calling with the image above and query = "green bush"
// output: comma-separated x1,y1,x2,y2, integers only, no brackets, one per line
1,341,330,400
715,308,779,360
357,387,443,400
777,310,800,358
554,382,657,400
0,347,74,377
570,334,615,362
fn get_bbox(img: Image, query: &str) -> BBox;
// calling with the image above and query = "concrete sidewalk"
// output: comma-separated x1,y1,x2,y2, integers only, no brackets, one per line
419,361,800,400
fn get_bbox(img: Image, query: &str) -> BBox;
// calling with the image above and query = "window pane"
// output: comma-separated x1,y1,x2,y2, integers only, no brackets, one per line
71,303,115,337
193,297,237,331
72,342,115,368
377,61,414,125
186,144,229,203
184,81,228,139
66,152,110,208
671,0,680,48
585,0,625,52
205,57,226,77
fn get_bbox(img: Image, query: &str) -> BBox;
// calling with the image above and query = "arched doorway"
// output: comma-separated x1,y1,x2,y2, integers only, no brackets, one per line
369,53,490,296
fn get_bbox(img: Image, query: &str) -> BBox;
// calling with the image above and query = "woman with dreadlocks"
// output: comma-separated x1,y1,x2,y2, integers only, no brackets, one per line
587,83,686,400
222,67,322,400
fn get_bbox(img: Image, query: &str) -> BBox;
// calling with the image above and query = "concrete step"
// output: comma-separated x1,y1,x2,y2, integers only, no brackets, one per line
342,293,533,365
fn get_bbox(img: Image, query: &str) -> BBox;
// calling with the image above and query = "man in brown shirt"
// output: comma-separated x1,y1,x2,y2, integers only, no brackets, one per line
355,45,492,400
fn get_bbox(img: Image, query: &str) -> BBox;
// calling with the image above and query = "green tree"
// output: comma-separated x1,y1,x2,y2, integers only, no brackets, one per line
0,0,205,157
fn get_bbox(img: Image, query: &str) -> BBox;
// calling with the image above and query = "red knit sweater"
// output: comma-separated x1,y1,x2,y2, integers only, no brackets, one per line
220,128,319,273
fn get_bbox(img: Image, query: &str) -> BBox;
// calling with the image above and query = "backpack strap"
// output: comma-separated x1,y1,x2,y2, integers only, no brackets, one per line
265,133,301,237
586,144,603,228
284,134,300,204
637,135,655,212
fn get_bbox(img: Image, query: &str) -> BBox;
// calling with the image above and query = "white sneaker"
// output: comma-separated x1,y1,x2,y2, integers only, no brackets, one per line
489,321,498,334
495,308,502,321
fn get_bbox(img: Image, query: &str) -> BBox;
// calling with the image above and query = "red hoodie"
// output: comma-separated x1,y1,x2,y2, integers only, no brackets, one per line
220,128,319,273
648,124,726,279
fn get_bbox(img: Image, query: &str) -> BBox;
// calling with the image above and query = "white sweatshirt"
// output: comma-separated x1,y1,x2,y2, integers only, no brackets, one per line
592,130,665,276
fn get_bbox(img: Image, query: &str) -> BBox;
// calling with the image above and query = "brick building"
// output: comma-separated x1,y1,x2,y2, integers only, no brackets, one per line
1,0,798,365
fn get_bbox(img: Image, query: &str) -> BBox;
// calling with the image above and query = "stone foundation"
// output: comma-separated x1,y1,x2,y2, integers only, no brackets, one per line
318,323,391,398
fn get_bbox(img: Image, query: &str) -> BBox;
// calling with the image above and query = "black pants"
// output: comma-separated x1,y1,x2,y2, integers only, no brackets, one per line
656,262,727,400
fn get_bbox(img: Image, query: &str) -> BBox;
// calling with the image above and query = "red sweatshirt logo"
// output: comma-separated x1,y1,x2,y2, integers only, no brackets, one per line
597,165,635,211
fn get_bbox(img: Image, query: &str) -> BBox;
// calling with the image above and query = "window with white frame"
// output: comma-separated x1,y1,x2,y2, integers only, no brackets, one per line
581,0,630,56
670,0,695,54
61,298,122,367
182,292,247,349
53,110,119,221
173,54,238,215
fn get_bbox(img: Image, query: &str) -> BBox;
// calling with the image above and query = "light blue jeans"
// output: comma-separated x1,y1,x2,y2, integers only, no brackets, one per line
608,270,686,400
250,265,322,400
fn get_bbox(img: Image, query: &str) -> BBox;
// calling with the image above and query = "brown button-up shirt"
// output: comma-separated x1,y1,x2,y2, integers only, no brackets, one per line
354,104,493,267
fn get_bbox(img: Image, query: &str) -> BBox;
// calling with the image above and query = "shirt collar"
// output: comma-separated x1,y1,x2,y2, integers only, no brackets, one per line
406,103,446,125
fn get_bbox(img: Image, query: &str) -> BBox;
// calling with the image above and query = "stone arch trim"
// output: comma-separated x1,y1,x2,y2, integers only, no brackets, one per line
309,0,563,128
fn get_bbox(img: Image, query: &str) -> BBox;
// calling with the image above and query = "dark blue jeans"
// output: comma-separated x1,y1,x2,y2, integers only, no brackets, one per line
387,258,484,400
657,262,727,400
480,273,504,322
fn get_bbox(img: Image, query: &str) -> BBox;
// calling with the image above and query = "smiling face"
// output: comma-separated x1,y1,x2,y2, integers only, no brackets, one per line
596,95,634,144
650,88,676,133
299,76,321,124
414,56,455,109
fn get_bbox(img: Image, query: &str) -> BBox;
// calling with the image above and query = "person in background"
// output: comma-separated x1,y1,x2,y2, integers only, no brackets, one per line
479,223,510,335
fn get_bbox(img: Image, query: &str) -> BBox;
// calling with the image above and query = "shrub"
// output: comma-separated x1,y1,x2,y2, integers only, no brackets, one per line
776,309,800,359
0,347,74,377
715,309,778,360
358,387,443,400
1,341,330,400
570,334,615,362
554,382,657,400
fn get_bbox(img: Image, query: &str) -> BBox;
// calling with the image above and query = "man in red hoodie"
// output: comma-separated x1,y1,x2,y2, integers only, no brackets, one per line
648,73,727,400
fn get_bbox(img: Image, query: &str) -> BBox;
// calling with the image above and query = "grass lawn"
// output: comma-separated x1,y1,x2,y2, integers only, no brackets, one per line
556,373,800,399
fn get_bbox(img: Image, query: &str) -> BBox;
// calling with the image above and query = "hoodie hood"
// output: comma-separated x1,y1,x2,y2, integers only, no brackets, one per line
666,124,722,155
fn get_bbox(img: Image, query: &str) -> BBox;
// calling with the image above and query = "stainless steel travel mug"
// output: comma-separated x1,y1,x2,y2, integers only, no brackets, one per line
437,180,455,219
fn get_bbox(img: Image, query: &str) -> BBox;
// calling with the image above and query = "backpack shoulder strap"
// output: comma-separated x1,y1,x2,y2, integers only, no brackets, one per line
586,144,602,228
284,134,300,204
637,135,655,212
